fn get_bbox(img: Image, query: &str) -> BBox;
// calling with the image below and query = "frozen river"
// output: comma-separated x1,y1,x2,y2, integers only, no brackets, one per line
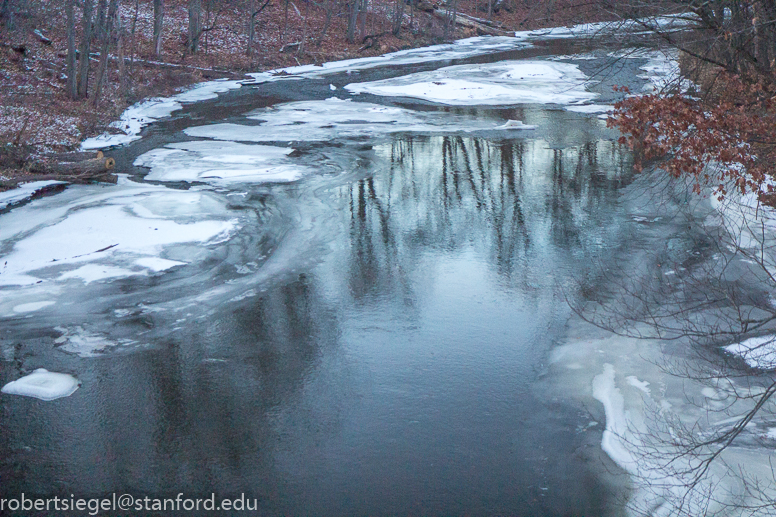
0,29,704,516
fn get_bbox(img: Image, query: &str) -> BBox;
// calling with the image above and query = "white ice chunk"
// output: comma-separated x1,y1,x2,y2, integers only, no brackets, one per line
626,375,651,394
725,335,776,369
345,61,597,106
330,84,337,90
0,181,64,210
134,141,303,184
497,120,536,130
12,301,55,313
2,368,79,401
135,257,186,271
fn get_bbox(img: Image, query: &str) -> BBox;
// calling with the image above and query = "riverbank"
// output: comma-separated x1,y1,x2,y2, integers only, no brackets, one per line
0,0,610,190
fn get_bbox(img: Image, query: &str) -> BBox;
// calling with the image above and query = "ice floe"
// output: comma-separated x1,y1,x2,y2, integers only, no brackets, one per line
345,61,598,106
725,335,776,370
0,178,237,286
134,141,304,184
0,181,64,210
2,368,80,401
183,98,526,143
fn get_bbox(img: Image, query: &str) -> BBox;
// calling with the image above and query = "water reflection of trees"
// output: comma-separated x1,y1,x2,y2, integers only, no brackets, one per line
346,134,633,297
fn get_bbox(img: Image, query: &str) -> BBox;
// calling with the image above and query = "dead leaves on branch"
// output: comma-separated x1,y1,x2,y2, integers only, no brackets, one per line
609,76,776,207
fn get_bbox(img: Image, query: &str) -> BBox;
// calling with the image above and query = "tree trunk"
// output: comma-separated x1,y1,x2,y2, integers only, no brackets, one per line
247,9,255,57
91,0,118,107
359,0,368,38
392,0,404,36
116,6,128,100
152,0,163,55
347,0,360,43
188,0,201,53
298,0,309,55
77,0,94,99
1,0,14,29
66,0,77,99
317,0,333,45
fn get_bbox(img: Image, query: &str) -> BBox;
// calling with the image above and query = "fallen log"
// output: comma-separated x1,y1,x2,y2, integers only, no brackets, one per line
30,156,115,175
0,171,117,189
429,9,511,35
45,150,104,162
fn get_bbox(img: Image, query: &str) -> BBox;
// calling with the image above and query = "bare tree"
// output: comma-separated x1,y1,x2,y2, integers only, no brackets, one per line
246,0,271,58
347,0,359,43
392,0,405,36
152,0,164,56
188,0,201,53
66,0,77,100
77,0,95,99
91,0,119,106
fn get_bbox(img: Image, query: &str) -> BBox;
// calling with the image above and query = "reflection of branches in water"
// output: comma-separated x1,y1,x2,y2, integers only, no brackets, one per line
344,134,632,302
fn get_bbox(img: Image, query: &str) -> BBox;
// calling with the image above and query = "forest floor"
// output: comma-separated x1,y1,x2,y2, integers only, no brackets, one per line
0,0,608,189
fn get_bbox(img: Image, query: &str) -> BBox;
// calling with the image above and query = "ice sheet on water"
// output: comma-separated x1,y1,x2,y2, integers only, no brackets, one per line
183,98,524,143
345,61,598,106
725,335,776,370
566,104,614,114
245,36,532,84
0,178,238,286
54,325,135,357
12,301,55,313
0,181,64,210
243,16,692,84
134,141,304,184
2,368,79,401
